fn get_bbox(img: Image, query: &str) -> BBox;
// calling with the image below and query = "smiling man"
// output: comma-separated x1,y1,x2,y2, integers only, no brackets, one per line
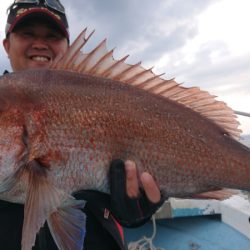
3,20,68,70
1,1,163,250
3,1,69,71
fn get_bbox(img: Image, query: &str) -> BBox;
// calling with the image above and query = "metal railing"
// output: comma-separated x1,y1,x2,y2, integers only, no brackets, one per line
234,111,250,118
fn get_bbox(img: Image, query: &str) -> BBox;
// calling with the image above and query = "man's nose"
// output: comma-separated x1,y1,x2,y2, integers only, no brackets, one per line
31,37,49,49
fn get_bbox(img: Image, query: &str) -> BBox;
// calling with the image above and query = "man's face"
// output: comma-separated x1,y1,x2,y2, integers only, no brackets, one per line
3,19,68,71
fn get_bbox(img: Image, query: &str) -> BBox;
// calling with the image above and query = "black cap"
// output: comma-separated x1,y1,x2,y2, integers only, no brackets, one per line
5,2,69,41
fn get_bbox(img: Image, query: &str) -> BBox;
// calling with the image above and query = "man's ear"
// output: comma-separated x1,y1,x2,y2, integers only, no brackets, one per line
3,38,10,56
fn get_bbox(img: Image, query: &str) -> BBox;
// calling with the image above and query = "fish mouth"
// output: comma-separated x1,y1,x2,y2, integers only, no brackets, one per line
29,55,52,63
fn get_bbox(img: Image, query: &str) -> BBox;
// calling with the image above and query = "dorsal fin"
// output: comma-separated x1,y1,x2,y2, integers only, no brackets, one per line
51,29,241,139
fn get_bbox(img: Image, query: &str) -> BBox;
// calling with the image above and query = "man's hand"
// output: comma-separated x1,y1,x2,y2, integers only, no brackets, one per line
125,160,161,203
109,159,164,228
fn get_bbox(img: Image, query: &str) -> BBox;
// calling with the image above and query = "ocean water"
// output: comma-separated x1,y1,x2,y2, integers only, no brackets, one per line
241,135,250,147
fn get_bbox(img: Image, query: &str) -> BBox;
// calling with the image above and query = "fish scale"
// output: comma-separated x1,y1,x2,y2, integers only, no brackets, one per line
1,70,249,196
0,29,249,250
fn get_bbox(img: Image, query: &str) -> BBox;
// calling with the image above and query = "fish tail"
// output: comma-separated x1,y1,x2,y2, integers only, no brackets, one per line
20,160,86,250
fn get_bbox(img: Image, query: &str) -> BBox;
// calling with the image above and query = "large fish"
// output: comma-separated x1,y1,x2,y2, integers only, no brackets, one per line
0,29,249,250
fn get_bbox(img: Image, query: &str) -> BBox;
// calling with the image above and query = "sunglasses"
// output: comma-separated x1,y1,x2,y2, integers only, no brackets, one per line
10,0,65,14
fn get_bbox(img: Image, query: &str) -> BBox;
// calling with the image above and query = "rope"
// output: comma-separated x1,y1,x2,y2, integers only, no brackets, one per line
128,215,165,250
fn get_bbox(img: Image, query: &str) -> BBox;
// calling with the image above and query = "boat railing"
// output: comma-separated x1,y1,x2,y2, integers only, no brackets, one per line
234,110,250,118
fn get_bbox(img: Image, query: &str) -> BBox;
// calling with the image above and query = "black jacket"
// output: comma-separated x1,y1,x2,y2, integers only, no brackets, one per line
0,191,127,250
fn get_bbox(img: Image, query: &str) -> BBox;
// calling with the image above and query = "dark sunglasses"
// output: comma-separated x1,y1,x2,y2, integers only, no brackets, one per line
9,0,65,14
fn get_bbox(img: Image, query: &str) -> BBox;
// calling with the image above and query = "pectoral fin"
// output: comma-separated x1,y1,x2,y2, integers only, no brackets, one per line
48,200,86,250
0,167,24,194
22,160,86,250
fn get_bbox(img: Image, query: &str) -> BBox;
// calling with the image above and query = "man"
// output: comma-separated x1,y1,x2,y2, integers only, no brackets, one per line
1,1,163,250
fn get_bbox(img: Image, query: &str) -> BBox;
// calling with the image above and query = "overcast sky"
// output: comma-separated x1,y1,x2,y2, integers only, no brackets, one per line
0,0,249,136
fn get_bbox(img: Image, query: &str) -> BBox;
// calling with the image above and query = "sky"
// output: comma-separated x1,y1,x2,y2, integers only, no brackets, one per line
0,0,249,137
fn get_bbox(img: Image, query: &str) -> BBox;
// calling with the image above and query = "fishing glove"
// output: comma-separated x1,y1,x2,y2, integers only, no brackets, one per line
109,159,164,228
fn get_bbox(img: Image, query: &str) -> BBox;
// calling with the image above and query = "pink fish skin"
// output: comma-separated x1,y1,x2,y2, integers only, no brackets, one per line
0,29,249,250
0,69,249,202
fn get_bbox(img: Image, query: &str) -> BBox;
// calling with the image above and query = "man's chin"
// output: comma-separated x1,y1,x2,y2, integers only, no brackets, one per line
28,61,52,70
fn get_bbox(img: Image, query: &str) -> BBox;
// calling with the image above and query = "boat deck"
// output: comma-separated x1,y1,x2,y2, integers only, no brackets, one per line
125,194,250,250
125,215,250,250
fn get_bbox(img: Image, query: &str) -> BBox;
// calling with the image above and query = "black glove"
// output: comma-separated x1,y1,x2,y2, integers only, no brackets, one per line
109,159,164,228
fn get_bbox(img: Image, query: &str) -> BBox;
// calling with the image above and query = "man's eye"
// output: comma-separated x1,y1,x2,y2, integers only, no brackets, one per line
47,33,64,40
47,35,57,40
21,31,34,37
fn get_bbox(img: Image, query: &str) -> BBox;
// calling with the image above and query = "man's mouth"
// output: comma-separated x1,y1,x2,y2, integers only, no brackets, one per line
30,56,51,62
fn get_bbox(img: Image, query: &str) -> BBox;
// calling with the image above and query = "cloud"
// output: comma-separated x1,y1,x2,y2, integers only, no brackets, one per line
0,0,217,71
159,43,250,94
63,0,216,54
0,34,11,73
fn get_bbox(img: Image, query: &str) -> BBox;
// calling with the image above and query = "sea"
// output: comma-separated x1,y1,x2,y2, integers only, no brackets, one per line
240,135,250,147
